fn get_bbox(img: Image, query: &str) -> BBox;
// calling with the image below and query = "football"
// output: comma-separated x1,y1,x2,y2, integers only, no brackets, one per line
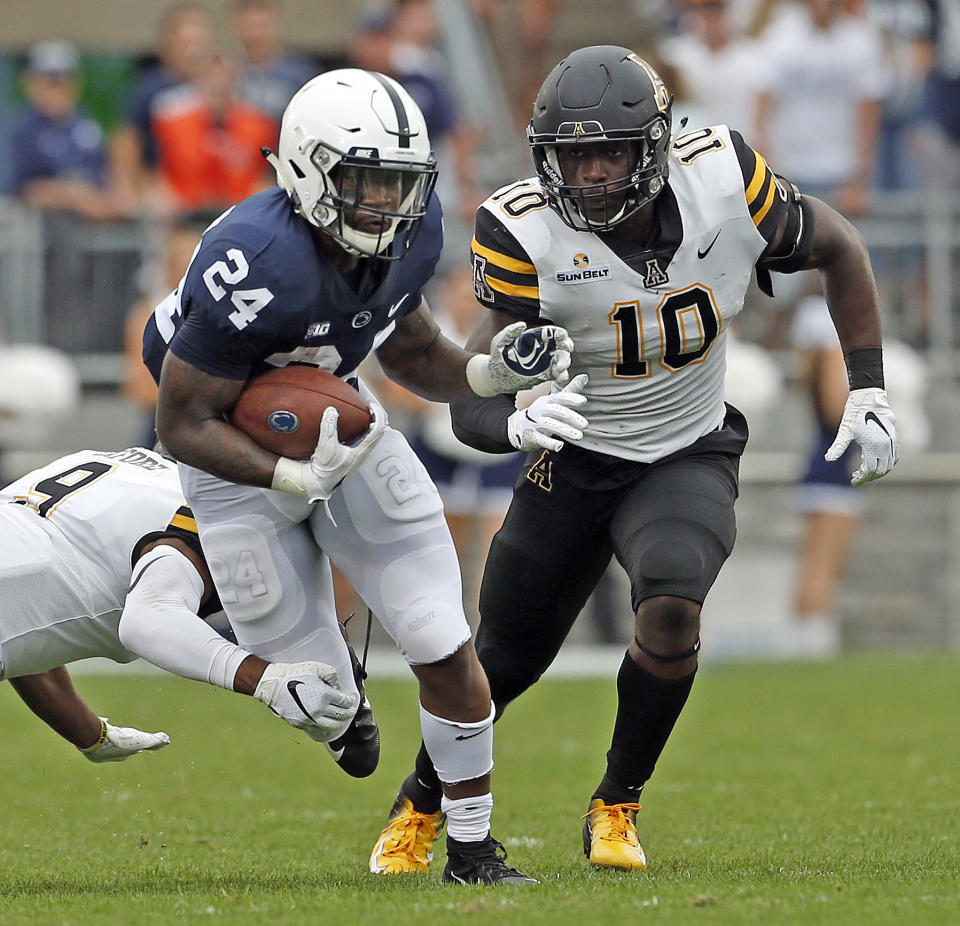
229,366,372,459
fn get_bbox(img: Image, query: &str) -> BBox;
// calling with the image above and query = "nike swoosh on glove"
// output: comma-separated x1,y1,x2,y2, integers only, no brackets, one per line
825,387,900,485
253,661,359,743
81,718,171,763
468,322,574,395
507,374,589,452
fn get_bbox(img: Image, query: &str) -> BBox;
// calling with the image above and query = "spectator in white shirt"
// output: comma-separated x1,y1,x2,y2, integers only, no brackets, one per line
755,0,889,217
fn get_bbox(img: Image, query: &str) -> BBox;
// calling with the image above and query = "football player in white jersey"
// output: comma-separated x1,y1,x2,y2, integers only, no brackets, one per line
369,45,900,873
1,447,372,768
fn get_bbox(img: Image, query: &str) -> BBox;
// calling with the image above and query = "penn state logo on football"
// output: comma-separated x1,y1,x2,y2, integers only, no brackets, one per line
267,410,301,434
352,311,373,328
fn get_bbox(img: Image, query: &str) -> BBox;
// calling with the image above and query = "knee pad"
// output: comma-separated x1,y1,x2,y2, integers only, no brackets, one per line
637,540,703,584
202,523,283,623
419,701,495,786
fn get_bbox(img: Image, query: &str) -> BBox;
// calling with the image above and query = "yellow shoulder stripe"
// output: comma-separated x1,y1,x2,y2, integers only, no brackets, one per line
472,237,537,275
752,178,777,228
745,149,770,205
486,273,540,300
170,511,198,534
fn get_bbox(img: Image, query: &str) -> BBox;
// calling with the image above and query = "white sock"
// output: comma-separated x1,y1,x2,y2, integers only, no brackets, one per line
442,793,493,844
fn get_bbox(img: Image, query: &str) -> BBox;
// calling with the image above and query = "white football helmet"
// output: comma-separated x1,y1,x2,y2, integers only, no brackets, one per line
265,69,437,259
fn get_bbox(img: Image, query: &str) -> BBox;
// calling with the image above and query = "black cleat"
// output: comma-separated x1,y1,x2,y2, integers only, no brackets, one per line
442,835,539,885
324,620,380,777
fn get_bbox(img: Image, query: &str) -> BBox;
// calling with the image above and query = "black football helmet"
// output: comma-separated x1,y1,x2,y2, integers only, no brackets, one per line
527,45,673,231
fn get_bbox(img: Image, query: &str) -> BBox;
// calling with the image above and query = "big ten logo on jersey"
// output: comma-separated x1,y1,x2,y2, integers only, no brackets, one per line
201,248,275,331
525,450,553,492
306,321,331,339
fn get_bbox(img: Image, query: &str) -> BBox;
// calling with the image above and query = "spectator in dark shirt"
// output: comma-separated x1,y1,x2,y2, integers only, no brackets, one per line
10,40,126,221
229,0,319,127
349,1,480,228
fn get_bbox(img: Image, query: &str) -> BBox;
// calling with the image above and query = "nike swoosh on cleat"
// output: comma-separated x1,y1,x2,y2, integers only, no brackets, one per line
287,680,319,723
370,837,390,873
698,231,721,259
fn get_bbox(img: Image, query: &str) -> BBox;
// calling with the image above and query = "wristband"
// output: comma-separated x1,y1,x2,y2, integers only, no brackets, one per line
844,347,884,391
465,353,497,397
271,456,307,497
80,718,109,755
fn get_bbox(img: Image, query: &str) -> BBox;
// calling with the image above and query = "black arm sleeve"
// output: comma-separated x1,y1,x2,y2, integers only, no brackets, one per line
450,393,516,454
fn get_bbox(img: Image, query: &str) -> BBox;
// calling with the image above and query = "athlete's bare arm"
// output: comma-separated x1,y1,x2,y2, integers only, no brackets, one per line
463,308,520,354
802,197,883,353
155,352,279,487
9,666,103,750
376,298,481,401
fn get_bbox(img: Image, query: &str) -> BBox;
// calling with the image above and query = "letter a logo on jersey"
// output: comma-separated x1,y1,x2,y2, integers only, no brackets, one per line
644,258,668,287
473,254,495,303
525,450,553,492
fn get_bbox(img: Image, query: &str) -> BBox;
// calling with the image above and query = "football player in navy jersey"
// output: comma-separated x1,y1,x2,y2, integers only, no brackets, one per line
370,46,901,873
144,69,575,885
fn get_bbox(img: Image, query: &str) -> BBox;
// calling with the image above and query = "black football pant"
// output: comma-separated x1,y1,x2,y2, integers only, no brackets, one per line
409,446,739,802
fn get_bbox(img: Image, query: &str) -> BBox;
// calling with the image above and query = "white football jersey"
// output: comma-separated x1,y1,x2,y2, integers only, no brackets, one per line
473,125,786,462
0,448,193,677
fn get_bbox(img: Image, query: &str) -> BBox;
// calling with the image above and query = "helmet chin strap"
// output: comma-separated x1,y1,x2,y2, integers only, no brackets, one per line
580,199,629,228
336,222,397,257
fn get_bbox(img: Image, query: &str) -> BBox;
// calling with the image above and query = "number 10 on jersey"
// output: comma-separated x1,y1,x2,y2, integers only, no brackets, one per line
608,284,720,378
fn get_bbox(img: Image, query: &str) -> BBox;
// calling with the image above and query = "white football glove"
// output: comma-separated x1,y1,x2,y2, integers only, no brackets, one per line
466,322,574,396
272,401,387,502
80,718,171,763
253,661,358,743
825,387,900,486
507,374,589,452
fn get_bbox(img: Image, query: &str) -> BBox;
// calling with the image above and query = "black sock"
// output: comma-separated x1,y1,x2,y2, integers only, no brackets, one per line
402,744,443,813
593,651,697,805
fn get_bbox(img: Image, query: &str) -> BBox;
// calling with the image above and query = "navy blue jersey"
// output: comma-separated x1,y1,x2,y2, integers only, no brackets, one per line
143,186,443,384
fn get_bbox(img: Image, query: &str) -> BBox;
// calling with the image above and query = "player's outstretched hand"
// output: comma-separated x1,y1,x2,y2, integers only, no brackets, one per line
273,400,387,502
507,374,589,452
470,322,574,395
825,387,900,485
81,718,171,763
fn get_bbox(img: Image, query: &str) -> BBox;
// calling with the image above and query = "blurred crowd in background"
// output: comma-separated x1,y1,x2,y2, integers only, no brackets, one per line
0,0,958,656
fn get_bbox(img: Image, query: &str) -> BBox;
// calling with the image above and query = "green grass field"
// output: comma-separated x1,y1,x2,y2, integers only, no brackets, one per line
1,652,957,925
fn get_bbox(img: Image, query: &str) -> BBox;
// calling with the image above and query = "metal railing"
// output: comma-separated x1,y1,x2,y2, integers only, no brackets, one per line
0,192,958,382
